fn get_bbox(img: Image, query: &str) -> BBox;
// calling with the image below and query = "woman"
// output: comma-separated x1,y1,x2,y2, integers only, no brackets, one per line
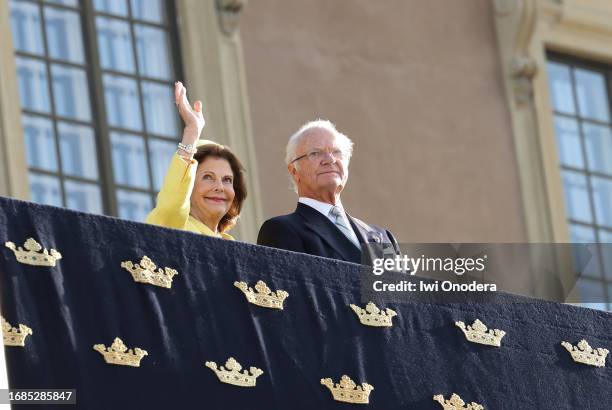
146,82,247,239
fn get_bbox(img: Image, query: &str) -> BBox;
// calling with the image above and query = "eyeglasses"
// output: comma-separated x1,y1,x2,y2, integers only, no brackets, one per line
290,149,347,164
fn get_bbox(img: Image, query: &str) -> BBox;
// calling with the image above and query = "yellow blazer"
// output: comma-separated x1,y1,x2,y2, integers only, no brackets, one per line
146,153,234,240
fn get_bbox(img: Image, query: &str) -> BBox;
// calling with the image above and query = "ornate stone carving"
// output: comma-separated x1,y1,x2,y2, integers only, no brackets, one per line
512,55,538,105
495,0,539,105
216,0,248,36
511,0,538,105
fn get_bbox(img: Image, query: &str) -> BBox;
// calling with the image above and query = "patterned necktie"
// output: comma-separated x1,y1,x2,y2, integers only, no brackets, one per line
329,206,360,248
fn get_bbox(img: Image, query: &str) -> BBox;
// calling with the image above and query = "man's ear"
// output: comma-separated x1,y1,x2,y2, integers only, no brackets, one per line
288,164,298,180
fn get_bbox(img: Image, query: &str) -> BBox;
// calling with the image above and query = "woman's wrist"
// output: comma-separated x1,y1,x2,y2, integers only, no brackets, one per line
178,125,202,161
181,125,202,145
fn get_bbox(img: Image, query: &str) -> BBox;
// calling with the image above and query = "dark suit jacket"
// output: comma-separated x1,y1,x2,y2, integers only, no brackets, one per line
257,203,400,265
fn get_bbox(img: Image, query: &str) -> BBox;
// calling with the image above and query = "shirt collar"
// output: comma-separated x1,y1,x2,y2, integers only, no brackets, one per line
298,197,345,218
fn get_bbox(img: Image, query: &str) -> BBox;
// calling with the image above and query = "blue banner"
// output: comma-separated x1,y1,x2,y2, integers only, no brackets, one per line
0,196,610,409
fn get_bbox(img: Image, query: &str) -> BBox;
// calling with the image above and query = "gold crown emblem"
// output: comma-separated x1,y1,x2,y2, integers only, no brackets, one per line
320,375,373,404
234,280,289,309
433,393,484,410
455,319,505,347
205,357,264,387
5,238,62,267
350,302,397,327
561,339,609,367
1,316,33,347
93,337,148,367
121,256,178,289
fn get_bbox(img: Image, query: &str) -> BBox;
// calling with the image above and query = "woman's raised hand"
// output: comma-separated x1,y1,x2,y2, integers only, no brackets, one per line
175,81,205,144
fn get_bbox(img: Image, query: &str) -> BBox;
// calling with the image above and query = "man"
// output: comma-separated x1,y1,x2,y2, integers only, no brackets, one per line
257,120,400,265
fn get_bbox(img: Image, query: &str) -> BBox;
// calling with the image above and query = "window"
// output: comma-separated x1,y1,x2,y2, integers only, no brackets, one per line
547,54,612,310
9,0,181,222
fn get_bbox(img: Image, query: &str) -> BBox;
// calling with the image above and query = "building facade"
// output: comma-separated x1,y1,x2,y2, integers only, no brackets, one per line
0,0,611,308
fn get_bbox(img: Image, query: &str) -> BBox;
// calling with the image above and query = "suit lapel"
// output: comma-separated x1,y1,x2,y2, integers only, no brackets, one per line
347,214,383,245
295,203,361,263
348,214,398,266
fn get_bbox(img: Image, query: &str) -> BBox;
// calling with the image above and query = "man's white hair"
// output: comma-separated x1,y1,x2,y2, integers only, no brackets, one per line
285,119,354,192
285,119,354,166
